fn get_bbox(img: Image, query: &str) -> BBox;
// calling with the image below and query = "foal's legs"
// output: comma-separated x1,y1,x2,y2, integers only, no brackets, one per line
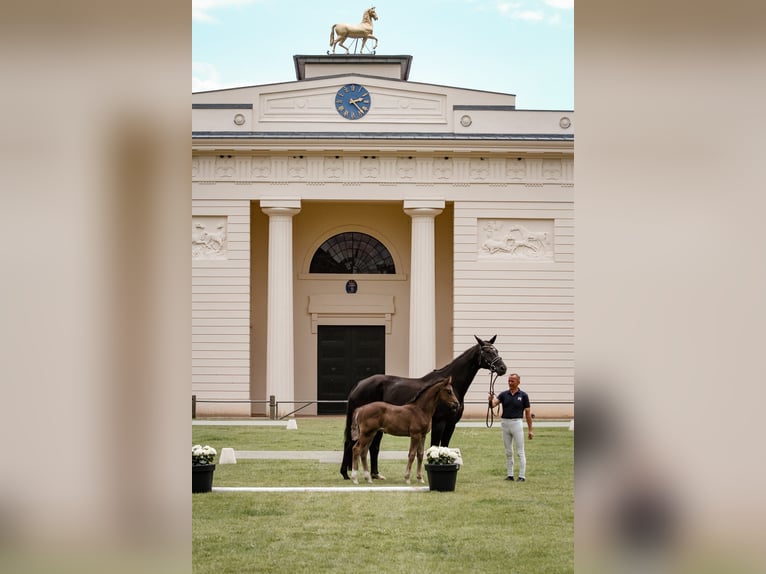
351,440,360,484
404,437,417,485
360,442,372,484
369,431,386,480
352,435,373,484
415,436,425,483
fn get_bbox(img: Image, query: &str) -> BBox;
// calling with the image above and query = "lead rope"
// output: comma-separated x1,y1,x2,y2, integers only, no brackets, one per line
485,366,501,428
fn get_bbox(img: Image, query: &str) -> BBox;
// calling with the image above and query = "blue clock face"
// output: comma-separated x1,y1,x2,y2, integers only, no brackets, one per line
335,83,371,120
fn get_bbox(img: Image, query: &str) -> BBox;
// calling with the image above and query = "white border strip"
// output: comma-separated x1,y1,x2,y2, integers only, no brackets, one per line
213,486,431,493
193,420,289,426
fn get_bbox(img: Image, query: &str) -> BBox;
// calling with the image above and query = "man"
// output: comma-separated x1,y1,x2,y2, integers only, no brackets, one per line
489,373,534,481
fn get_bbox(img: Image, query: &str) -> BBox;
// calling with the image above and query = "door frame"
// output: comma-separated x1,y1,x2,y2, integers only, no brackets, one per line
316,324,386,414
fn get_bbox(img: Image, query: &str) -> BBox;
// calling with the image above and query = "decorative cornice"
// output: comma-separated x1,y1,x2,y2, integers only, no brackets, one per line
191,154,574,185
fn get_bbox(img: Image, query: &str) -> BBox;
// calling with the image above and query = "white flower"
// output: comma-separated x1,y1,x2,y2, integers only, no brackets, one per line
425,446,462,468
192,444,217,465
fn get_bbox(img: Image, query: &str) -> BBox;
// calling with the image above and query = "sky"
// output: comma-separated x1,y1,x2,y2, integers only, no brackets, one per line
193,0,573,110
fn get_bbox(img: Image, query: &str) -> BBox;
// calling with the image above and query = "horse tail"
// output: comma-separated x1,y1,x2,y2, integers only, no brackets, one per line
344,404,354,443
330,24,336,45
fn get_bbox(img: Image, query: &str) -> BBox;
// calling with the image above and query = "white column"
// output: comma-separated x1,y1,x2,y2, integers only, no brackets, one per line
404,200,445,377
261,199,301,418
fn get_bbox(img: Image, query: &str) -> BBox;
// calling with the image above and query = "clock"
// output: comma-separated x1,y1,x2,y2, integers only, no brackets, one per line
334,83,371,120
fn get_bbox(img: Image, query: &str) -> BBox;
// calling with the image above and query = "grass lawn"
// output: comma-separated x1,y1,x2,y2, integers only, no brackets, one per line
193,418,573,573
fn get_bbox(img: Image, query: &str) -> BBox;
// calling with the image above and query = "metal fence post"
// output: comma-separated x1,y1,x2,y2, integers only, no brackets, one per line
269,395,276,420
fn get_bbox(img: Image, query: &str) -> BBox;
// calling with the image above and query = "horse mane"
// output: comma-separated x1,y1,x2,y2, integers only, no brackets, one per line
430,344,478,379
407,378,447,404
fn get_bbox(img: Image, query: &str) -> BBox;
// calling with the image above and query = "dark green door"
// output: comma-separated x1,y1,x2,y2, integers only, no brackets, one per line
317,325,385,414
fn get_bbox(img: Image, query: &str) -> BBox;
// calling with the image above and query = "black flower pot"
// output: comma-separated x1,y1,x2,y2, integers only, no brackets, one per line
192,463,215,493
424,463,459,492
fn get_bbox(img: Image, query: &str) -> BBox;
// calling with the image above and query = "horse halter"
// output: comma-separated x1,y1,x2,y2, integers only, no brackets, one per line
479,344,503,373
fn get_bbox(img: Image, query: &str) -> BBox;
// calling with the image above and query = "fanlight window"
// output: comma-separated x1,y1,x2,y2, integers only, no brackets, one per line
310,232,395,274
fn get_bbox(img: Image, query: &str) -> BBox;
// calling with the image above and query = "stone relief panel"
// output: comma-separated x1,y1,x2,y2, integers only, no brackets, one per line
469,158,489,180
324,156,343,179
478,219,554,260
287,156,307,179
360,156,380,179
192,216,228,260
215,155,235,179
396,157,416,179
250,158,270,179
506,158,526,180
542,159,562,181
433,157,453,180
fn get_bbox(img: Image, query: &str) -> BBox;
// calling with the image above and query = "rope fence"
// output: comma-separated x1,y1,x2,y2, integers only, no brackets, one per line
193,395,573,420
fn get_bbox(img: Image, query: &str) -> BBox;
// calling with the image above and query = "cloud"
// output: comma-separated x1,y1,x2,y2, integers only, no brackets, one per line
497,2,523,14
544,0,574,8
193,0,258,23
192,62,222,92
496,1,571,23
514,10,545,21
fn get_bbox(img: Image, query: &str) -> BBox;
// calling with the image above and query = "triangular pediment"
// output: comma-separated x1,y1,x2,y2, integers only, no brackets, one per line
192,55,573,138
192,72,524,133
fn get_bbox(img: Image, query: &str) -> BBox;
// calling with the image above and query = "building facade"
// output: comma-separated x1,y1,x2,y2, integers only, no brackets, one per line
192,55,574,418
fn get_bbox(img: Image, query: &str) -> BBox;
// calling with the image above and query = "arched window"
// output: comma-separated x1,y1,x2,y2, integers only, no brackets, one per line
309,232,396,274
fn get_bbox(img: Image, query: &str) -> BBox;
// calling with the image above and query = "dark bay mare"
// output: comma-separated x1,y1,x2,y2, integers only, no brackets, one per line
350,376,459,484
340,335,507,480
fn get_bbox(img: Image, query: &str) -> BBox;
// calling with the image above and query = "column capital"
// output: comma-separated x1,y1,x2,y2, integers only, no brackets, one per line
261,198,301,216
403,199,445,211
404,199,444,219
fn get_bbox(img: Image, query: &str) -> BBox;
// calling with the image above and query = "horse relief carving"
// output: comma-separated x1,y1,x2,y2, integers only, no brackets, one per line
480,220,553,260
329,7,379,54
192,218,227,260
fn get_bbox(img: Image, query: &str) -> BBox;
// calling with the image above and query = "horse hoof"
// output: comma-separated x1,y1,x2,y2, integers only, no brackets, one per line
372,473,386,480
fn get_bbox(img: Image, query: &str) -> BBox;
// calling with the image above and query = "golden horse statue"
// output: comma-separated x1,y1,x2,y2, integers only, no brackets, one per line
329,7,378,54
